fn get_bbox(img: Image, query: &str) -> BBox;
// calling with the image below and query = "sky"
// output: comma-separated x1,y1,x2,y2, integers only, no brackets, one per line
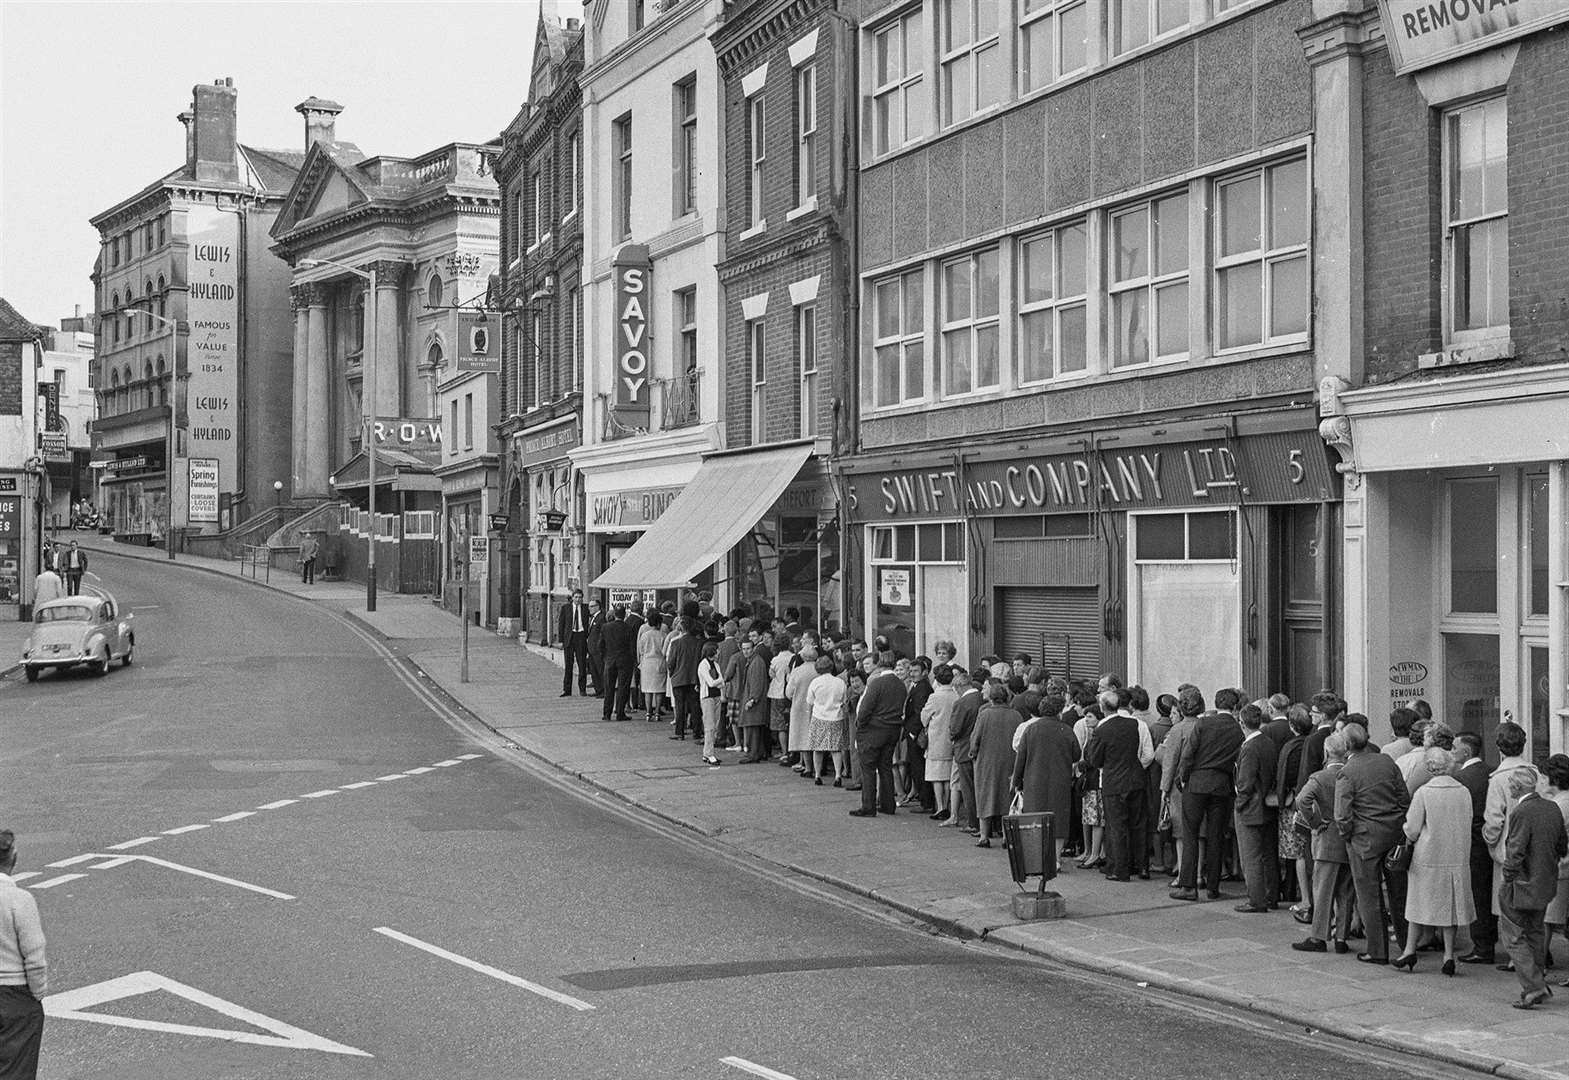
0,0,542,328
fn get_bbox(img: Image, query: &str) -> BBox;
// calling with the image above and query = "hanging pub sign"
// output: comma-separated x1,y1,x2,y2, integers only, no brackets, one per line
457,313,499,373
1376,0,1569,74
611,244,652,430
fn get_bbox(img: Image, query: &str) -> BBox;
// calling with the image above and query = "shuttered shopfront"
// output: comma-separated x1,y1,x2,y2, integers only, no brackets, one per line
996,586,1102,680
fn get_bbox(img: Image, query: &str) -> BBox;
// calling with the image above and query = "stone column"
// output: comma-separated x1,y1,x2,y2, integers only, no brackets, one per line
289,286,309,498
368,261,407,419
303,284,331,497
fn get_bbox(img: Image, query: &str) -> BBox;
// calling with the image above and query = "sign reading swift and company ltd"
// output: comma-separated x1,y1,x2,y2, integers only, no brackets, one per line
1377,0,1569,73
612,245,652,430
185,205,240,489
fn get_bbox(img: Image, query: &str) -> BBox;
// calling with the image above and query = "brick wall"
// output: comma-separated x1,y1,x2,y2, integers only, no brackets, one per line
0,341,21,415
1507,31,1569,367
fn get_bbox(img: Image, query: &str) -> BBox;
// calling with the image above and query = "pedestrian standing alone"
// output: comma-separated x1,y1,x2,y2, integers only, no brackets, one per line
696,641,725,765
60,541,88,595
1393,747,1475,974
298,533,318,585
557,588,592,697
0,830,47,1079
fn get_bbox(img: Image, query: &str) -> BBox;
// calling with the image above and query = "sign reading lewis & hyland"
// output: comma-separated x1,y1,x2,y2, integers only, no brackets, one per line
1377,0,1569,73
185,205,240,490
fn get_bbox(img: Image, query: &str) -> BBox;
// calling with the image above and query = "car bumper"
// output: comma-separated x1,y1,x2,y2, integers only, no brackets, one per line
23,653,88,668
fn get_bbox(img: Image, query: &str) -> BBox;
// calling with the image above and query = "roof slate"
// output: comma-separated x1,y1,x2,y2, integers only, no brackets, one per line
0,297,43,341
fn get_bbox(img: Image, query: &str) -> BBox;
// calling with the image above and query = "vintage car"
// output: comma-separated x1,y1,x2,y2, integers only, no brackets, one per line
21,593,134,681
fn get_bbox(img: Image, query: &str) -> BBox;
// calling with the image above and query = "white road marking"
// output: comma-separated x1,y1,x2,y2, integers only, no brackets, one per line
162,824,209,835
104,855,295,900
47,855,99,868
371,927,595,1012
106,837,159,850
299,789,339,799
256,799,297,810
212,811,256,823
456,753,484,761
10,872,40,882
44,971,370,1056
432,759,461,767
89,858,134,869
721,1057,799,1080
374,774,407,781
404,766,435,775
29,874,86,890
340,781,377,790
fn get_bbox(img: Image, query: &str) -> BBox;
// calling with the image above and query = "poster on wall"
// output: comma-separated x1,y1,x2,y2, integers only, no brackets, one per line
184,206,240,493
187,458,219,523
878,567,912,608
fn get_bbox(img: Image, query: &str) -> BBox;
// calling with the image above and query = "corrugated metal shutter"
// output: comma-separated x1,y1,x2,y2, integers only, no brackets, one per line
997,587,1102,681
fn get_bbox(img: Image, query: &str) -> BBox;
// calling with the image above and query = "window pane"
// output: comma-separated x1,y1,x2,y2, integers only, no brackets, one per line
976,43,1004,110
943,260,971,321
895,526,916,562
1116,0,1148,53
977,0,999,38
1188,512,1236,559
1059,223,1087,294
905,80,930,141
1020,310,1053,382
943,55,970,124
904,271,925,330
1269,255,1308,338
918,523,944,561
1455,220,1507,331
1156,0,1187,34
995,515,1045,539
1155,193,1188,275
876,28,898,84
1022,18,1052,92
1270,159,1308,248
1060,3,1087,71
875,94,897,154
975,249,999,317
1444,632,1501,747
875,345,900,406
975,324,999,388
1043,513,1091,538
1220,174,1262,257
1529,474,1549,617
1450,108,1485,220
1156,282,1188,356
1021,235,1053,303
1059,304,1088,372
943,522,963,559
1112,289,1149,367
1481,97,1507,214
1113,207,1148,282
876,281,900,338
941,0,965,50
1449,478,1498,613
903,341,924,400
907,11,924,67
943,330,971,394
1218,263,1263,348
1136,514,1185,560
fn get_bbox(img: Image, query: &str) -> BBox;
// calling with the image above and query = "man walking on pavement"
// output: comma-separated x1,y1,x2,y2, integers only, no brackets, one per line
31,563,63,609
599,606,637,722
0,830,47,1079
558,589,592,697
297,533,318,585
850,653,907,817
59,541,88,595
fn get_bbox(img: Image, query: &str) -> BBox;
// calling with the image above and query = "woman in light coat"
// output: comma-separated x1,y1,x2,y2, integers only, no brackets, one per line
920,664,960,820
636,612,668,720
785,646,819,774
1395,747,1475,975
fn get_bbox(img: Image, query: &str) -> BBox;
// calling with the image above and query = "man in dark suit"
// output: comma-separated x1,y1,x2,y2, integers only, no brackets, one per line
599,607,637,722
666,617,702,741
1295,690,1343,790
1233,703,1279,912
1172,687,1245,900
1453,731,1497,964
1085,686,1154,882
1499,767,1569,1008
947,670,986,834
1259,693,1293,754
902,657,935,813
1333,721,1410,963
557,589,592,697
585,598,607,698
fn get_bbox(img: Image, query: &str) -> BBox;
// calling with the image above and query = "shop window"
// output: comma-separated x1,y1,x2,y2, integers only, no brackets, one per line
1447,477,1498,615
404,510,436,539
1134,511,1236,561
747,93,766,230
1112,0,1187,56
869,522,966,659
674,75,698,217
1018,221,1087,384
1215,158,1308,350
798,304,818,439
939,0,1002,128
1110,191,1189,367
873,268,925,407
940,247,1000,397
1444,631,1501,744
612,113,633,243
794,62,817,208
870,8,927,157
1444,96,1508,339
1526,473,1548,618
1132,510,1241,700
1019,1,1087,94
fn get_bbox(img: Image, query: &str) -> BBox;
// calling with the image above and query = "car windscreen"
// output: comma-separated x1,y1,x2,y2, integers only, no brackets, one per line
36,607,92,623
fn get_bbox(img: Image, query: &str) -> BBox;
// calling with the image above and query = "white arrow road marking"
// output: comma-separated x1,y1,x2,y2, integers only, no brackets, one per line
721,1057,799,1080
28,874,85,890
88,858,133,870
44,971,370,1057
372,927,594,1012
91,855,295,900
47,855,99,868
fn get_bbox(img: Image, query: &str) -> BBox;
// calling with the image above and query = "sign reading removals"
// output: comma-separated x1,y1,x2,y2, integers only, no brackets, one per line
1377,0,1569,73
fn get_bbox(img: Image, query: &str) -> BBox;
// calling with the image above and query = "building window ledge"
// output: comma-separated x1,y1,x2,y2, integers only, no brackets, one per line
1420,336,1514,370
739,220,768,242
785,198,818,222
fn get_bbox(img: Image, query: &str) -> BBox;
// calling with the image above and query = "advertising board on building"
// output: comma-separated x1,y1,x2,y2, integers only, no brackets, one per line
1377,0,1569,73
611,245,652,431
519,418,581,468
456,313,499,373
586,485,681,534
38,432,68,462
371,417,443,455
187,458,219,523
185,205,240,490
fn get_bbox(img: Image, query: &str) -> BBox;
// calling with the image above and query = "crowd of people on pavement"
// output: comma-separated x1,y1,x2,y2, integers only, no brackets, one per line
553,590,1569,1011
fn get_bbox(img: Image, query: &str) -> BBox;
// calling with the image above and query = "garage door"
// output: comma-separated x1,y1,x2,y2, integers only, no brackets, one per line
996,586,1102,681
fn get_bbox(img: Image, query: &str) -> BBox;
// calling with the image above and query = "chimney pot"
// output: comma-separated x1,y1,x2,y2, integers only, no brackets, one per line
191,80,239,183
295,96,345,152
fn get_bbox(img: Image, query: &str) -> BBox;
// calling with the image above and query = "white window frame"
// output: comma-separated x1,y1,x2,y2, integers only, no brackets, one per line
564,130,580,222
403,510,437,539
1016,218,1089,385
1108,190,1190,368
1018,0,1088,95
527,167,544,253
674,76,698,217
1212,157,1310,353
1442,96,1509,344
872,268,926,409
798,303,818,440
676,286,698,377
869,9,926,158
939,247,1001,398
793,62,818,211
749,318,767,444
568,286,581,393
1111,0,1189,57
613,113,633,243
938,0,1002,129
747,94,767,232
530,312,543,408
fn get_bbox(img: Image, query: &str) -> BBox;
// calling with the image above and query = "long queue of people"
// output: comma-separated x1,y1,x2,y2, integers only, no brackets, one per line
565,597,1569,1011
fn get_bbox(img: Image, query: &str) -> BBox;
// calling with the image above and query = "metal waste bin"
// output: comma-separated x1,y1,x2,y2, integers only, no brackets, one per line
1003,811,1057,895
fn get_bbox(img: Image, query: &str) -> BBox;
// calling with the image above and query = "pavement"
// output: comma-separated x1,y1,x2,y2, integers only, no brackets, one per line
43,531,1569,1080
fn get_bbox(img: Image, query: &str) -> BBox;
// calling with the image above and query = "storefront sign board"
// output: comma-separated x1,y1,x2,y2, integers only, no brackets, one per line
38,432,68,461
611,246,652,430
187,458,219,523
1377,0,1569,73
845,431,1336,523
185,205,240,489
587,485,681,533
372,418,443,455
520,419,581,467
0,495,19,538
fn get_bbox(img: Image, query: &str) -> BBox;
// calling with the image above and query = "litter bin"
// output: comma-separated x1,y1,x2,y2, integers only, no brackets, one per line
1002,811,1065,920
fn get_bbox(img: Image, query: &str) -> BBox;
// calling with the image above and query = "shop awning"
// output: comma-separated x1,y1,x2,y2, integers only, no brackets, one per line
590,441,814,591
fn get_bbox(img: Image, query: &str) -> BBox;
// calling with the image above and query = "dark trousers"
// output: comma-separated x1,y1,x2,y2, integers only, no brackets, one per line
1348,847,1393,959
857,727,900,814
671,684,702,738
1501,902,1550,998
562,632,590,693
600,657,633,720
904,731,933,810
954,759,979,830
1384,862,1409,943
300,558,315,584
1468,843,1498,958
0,985,43,1080
1178,790,1231,891
1235,813,1279,908
1310,858,1355,943
1102,788,1149,878
587,649,604,695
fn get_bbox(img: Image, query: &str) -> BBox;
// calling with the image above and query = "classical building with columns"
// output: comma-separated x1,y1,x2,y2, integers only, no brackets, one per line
269,99,501,599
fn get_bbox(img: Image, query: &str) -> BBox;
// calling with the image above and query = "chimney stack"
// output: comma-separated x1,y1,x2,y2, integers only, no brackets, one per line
295,96,345,152
178,110,195,173
191,78,239,183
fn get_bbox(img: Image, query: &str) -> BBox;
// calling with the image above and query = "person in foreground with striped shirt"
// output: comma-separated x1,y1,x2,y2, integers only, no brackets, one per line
0,829,47,1079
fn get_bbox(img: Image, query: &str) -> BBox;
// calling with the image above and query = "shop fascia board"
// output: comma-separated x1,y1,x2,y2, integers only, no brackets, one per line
1338,361,1569,417
569,422,719,474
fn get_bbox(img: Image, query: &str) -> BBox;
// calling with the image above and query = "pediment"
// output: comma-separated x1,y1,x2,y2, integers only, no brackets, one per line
271,142,374,240
304,169,365,220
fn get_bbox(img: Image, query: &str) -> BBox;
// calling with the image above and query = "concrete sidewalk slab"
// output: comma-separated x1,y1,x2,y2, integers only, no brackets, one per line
59,531,1569,1079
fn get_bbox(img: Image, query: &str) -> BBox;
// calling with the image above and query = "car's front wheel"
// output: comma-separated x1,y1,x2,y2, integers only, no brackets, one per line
91,647,110,677
24,667,38,683
122,635,134,667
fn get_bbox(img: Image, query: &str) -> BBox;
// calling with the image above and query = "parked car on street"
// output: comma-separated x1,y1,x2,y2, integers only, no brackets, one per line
21,593,134,681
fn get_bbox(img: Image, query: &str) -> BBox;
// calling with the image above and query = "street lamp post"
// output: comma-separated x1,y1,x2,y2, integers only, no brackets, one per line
298,258,378,612
273,479,284,510
121,308,179,560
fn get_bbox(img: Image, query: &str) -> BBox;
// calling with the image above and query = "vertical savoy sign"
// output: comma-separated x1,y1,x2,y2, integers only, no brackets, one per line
185,205,239,494
612,244,652,430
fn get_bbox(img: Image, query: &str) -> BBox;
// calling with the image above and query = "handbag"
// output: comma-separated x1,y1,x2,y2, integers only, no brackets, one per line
916,729,929,750
1385,841,1414,872
1157,793,1173,833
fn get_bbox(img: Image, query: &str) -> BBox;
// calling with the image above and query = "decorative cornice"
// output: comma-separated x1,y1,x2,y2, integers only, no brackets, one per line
1298,5,1384,66
366,260,412,284
717,222,833,283
715,0,828,76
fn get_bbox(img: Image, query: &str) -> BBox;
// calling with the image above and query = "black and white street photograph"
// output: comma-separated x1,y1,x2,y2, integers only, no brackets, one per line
2,1,1569,1077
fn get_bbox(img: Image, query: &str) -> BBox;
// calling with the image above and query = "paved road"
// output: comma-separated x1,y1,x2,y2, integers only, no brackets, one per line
0,552,1465,1080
